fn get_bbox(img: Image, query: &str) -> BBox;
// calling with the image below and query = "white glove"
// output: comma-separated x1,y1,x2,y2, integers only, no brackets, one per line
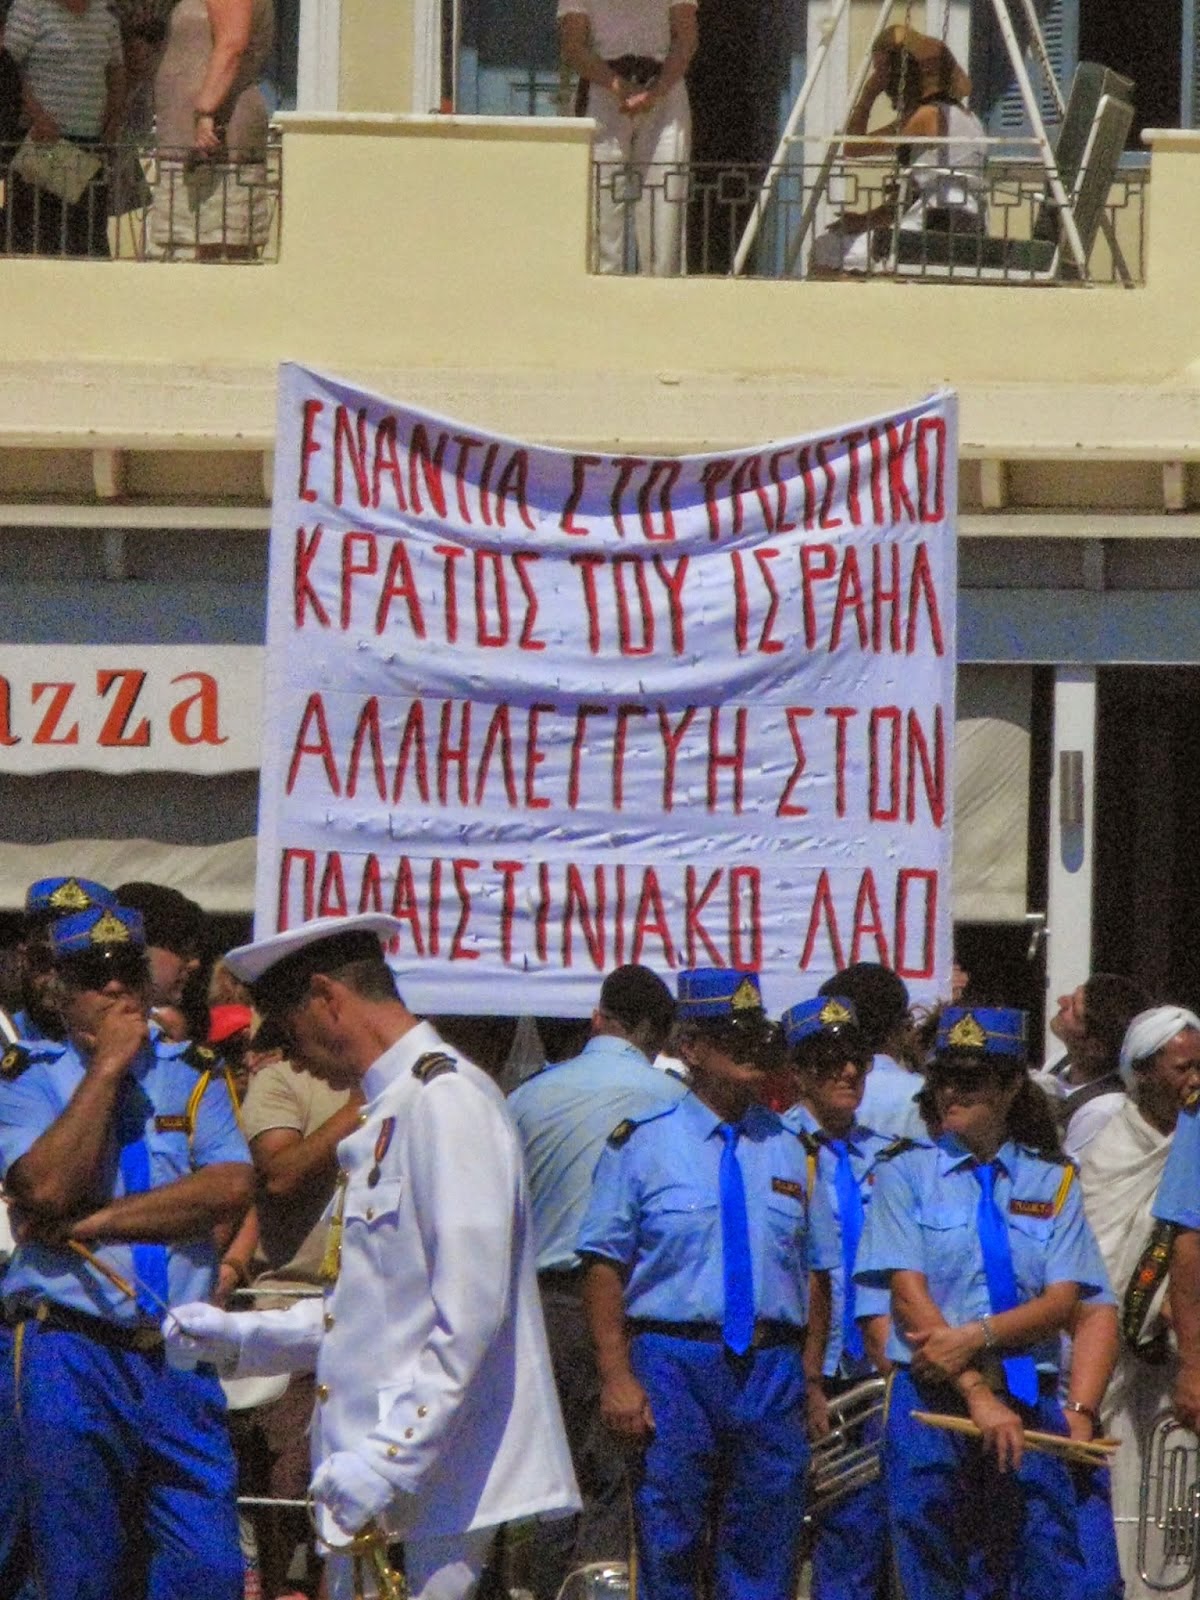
310,1450,394,1537
162,1301,241,1371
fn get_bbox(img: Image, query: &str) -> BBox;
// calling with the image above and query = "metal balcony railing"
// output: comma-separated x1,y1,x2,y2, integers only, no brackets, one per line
590,154,1146,285
0,133,281,262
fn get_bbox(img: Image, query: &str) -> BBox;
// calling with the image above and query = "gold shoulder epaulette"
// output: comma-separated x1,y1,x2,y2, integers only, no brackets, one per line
181,1042,217,1073
877,1136,916,1163
412,1051,457,1084
0,1044,31,1081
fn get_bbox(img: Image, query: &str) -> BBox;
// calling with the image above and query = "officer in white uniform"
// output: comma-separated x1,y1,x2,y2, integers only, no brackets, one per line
165,913,580,1600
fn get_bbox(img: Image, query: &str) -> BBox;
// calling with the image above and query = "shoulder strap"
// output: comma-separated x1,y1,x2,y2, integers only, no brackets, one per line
1058,1074,1124,1126
1122,1219,1176,1351
1051,1163,1076,1216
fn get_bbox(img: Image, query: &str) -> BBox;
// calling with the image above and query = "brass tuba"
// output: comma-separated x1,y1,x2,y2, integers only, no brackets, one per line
1139,1409,1200,1593
807,1376,888,1519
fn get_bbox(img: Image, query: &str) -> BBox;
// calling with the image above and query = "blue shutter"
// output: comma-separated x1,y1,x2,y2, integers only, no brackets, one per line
1184,0,1199,125
971,0,1076,138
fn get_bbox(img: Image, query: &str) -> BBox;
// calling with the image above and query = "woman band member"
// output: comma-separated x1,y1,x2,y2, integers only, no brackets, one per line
856,1006,1111,1599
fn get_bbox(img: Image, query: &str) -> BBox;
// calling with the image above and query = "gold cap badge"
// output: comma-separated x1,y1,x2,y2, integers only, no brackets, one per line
819,999,853,1026
947,1012,987,1049
731,977,761,1011
89,910,131,945
49,879,91,912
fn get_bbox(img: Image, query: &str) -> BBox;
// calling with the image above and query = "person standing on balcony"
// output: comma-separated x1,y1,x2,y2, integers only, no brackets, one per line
3,0,125,257
559,0,696,275
150,0,272,260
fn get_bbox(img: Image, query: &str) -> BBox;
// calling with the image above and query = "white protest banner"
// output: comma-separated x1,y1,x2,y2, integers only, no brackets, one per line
0,645,262,773
258,364,956,1015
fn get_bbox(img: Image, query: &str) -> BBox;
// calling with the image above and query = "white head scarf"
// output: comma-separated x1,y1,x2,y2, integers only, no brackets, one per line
1118,1005,1200,1088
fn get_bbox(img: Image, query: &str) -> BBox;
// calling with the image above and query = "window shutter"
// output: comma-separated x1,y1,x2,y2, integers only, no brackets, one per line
971,0,1073,138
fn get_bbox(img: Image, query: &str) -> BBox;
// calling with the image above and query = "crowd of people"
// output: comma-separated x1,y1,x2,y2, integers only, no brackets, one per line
0,0,272,257
0,871,1199,1600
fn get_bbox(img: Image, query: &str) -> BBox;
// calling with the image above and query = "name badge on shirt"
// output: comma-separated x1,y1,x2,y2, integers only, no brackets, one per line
1008,1198,1053,1219
154,1114,190,1134
772,1177,805,1202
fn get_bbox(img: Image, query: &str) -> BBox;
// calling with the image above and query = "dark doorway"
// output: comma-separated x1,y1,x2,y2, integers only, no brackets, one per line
1079,0,1181,141
686,0,799,271
1093,667,1200,1008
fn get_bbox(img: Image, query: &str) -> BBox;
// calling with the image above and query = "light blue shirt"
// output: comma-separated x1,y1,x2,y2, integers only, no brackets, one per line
783,1102,896,1378
855,1134,1110,1369
578,1092,840,1327
0,1033,250,1324
11,1009,56,1045
509,1034,687,1271
1154,1097,1200,1229
856,1053,928,1142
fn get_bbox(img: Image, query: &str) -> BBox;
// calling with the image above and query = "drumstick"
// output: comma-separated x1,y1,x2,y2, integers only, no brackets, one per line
911,1410,1118,1466
66,1239,183,1331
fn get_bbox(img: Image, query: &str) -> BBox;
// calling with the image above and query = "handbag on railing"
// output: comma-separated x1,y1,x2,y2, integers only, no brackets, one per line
10,134,102,203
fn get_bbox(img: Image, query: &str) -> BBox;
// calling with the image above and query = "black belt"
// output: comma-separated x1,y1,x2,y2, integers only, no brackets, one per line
606,54,663,87
630,1318,805,1349
897,1362,1059,1399
575,55,663,116
15,1301,164,1353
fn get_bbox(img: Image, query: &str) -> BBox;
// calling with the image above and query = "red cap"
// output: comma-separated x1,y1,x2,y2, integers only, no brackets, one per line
208,1004,254,1046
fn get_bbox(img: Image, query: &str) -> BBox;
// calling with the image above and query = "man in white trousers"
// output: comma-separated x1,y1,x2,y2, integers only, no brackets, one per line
165,913,579,1600
559,0,697,274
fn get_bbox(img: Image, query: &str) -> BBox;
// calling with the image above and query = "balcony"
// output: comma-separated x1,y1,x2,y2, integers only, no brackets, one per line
0,136,282,262
591,152,1147,284
0,114,1193,480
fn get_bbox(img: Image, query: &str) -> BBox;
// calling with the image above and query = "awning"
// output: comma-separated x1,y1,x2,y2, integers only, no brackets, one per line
953,665,1032,923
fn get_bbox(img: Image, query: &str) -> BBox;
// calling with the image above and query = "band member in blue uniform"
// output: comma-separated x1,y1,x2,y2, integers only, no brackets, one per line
855,1006,1109,1600
781,995,897,1600
0,902,252,1600
578,967,840,1600
0,875,119,1600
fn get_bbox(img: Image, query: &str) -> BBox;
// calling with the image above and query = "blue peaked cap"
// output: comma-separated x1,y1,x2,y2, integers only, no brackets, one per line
24,877,115,925
934,1006,1027,1060
676,968,765,1021
49,904,146,960
782,995,860,1048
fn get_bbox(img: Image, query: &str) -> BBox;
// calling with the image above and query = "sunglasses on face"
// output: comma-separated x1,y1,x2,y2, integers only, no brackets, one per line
57,947,149,993
929,1066,1004,1096
705,1015,787,1070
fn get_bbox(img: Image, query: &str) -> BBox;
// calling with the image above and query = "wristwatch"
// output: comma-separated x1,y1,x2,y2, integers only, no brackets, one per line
1063,1399,1103,1430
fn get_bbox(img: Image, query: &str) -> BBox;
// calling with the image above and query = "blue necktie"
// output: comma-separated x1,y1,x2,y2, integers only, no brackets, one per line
116,1082,170,1320
827,1138,866,1363
718,1123,755,1355
973,1161,1039,1405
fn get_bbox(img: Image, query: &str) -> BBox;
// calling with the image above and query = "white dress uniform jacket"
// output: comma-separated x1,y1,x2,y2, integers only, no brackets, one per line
221,1020,579,1541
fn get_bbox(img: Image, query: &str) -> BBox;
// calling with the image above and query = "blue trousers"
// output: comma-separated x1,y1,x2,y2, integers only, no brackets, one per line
0,1326,33,1600
884,1367,1089,1600
1072,1464,1124,1600
629,1333,810,1600
810,1390,887,1600
15,1319,243,1600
